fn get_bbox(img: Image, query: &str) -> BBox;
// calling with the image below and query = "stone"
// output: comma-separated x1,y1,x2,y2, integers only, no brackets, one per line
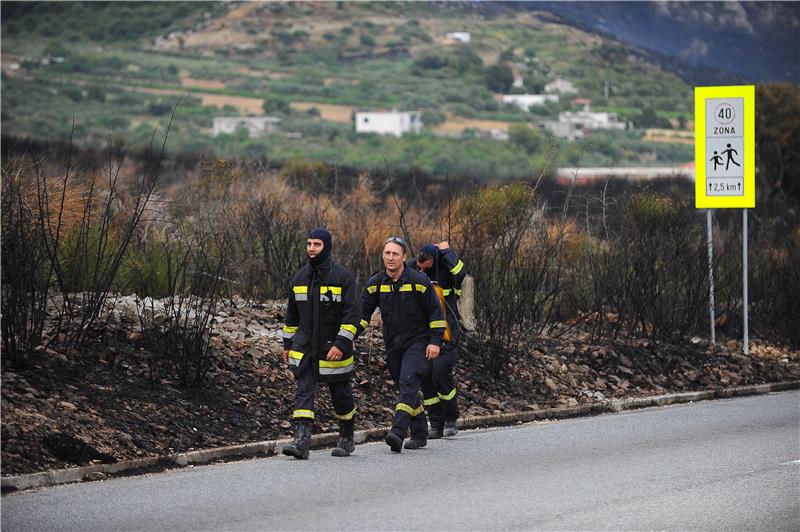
543,377,558,394
618,353,634,367
685,369,702,382
617,365,634,376
486,397,502,410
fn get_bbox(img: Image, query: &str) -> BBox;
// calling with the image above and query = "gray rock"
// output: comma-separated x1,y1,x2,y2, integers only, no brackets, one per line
486,397,502,409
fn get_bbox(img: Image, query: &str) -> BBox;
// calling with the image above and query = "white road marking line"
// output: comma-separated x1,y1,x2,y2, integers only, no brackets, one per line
780,459,800,466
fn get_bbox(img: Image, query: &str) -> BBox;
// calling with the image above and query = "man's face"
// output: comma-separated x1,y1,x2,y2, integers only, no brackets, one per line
418,257,434,271
383,242,406,271
307,238,324,259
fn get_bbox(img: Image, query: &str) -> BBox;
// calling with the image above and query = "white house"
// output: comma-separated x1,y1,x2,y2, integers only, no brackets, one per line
540,110,625,140
446,32,471,43
212,116,281,138
355,110,423,137
497,94,559,111
545,77,578,94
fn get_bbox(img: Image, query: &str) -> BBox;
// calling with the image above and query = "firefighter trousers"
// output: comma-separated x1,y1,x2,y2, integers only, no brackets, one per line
422,345,459,424
292,367,356,423
386,341,432,440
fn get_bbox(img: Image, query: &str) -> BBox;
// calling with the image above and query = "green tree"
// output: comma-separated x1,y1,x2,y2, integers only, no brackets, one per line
631,107,670,129
263,99,291,115
485,63,514,93
508,124,544,154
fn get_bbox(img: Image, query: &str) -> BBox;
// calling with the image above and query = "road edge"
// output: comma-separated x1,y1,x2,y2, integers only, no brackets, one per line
3,380,798,493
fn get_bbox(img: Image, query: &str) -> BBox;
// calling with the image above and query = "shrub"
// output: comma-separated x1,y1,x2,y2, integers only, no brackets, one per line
262,99,291,115
588,192,709,341
62,86,84,102
1,158,51,368
509,124,544,154
147,101,173,116
280,155,329,192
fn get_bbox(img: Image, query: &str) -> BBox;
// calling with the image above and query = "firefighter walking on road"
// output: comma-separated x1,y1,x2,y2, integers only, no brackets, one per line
409,241,466,438
358,237,447,453
281,228,361,459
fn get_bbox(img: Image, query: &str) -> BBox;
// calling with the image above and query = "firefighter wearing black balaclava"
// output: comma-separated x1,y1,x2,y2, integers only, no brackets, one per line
281,228,361,459
409,241,466,439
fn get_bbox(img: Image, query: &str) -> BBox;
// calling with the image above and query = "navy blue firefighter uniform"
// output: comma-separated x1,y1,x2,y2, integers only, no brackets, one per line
359,267,447,452
282,229,361,459
409,244,466,438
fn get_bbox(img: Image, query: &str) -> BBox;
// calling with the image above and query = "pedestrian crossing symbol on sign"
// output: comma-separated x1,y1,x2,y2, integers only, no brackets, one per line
695,85,755,208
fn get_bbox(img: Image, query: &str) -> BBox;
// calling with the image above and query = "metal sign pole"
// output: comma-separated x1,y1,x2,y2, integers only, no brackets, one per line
706,209,716,345
695,85,754,354
743,208,749,354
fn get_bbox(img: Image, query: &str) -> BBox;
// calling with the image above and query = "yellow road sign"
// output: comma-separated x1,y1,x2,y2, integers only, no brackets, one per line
694,85,755,208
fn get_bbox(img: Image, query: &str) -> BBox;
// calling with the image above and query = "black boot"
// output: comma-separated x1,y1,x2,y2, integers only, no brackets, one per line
428,420,444,439
407,414,428,449
443,420,459,437
282,420,312,459
385,431,403,453
331,420,355,457
404,436,427,450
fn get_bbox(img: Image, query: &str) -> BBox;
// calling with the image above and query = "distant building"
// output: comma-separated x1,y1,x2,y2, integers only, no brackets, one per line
355,110,422,137
446,32,471,43
545,77,578,94
539,109,626,140
496,93,559,111
213,116,281,138
571,97,593,110
475,128,510,141
555,164,694,183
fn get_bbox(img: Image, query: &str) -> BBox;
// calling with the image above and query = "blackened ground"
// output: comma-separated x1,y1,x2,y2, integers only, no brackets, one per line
2,301,798,476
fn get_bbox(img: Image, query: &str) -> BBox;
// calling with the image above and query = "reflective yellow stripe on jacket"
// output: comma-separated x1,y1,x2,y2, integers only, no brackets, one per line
319,356,354,376
288,350,304,367
293,285,308,301
320,285,342,302
338,324,357,340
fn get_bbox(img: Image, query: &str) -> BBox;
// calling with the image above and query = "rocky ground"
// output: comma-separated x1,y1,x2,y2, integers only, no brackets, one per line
2,296,799,476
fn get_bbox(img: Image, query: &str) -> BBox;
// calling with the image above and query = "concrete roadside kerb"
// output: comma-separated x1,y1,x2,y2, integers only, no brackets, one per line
2,381,797,493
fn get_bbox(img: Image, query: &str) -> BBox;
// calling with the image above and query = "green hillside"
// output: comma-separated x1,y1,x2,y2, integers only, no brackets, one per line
1,1,694,178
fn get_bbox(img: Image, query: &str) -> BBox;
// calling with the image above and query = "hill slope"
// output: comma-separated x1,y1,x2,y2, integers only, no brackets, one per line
1,1,696,178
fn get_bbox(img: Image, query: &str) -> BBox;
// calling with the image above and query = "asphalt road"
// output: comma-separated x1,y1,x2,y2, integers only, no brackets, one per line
3,391,799,531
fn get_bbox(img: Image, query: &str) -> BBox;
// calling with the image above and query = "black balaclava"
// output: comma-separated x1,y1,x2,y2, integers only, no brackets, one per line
307,228,332,267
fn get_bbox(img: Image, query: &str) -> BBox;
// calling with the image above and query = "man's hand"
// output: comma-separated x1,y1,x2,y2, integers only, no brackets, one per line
437,241,449,250
426,344,440,360
282,350,289,364
327,345,344,361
